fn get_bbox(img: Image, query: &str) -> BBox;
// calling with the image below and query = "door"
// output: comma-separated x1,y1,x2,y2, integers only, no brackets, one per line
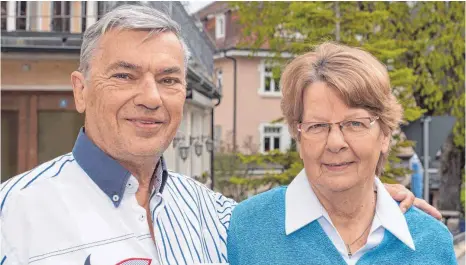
1,110,19,182
1,92,83,182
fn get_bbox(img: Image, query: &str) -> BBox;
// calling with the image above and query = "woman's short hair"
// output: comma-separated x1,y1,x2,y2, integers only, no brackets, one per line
280,42,403,176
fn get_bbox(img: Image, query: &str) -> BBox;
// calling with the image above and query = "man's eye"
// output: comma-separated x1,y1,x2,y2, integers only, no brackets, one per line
161,78,180,86
112,73,131,80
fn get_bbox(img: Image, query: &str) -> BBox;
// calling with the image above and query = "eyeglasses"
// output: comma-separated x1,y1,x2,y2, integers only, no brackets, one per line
297,116,379,139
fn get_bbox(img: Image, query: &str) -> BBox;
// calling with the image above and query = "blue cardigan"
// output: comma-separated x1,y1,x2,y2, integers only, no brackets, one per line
227,186,457,265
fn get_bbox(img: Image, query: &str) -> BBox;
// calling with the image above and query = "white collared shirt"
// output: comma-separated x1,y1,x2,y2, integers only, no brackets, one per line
285,169,415,265
0,129,235,265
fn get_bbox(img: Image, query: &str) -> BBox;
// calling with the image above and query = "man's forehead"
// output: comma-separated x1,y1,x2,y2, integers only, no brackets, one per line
99,29,180,48
91,30,185,72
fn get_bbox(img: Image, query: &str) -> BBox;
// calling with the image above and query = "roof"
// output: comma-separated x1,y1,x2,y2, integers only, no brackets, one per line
194,1,272,52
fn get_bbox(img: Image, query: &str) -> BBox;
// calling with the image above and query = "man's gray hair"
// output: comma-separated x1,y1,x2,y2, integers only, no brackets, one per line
78,4,191,76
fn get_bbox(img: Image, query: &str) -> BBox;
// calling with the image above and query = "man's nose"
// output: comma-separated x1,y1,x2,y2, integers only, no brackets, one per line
133,75,162,110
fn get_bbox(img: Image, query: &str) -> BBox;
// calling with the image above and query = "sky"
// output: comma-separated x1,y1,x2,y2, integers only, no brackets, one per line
186,1,213,14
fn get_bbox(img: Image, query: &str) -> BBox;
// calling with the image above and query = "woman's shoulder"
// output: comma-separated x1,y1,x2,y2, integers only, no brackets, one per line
405,206,454,244
231,186,287,219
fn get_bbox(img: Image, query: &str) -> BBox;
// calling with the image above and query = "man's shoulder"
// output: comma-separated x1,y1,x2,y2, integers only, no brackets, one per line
165,170,237,207
166,170,222,197
0,153,76,214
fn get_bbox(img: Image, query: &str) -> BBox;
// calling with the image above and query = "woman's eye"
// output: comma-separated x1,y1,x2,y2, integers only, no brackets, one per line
307,124,327,132
349,121,363,127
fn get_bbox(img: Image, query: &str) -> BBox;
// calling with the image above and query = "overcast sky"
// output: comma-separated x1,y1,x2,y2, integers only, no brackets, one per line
186,1,213,14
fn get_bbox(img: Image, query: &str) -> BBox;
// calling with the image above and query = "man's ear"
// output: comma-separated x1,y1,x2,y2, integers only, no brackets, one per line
71,71,87,114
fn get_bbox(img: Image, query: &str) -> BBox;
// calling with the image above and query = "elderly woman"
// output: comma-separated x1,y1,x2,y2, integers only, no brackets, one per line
227,42,456,265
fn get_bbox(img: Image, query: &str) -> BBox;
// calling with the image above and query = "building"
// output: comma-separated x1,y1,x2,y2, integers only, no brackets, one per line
195,2,432,194
195,2,293,155
1,1,219,183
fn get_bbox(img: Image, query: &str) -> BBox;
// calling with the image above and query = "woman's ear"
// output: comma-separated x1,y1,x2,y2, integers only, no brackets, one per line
381,132,391,154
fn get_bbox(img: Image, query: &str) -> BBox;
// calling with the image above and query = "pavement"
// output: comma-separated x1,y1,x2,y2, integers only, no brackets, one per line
455,233,465,264
458,253,465,265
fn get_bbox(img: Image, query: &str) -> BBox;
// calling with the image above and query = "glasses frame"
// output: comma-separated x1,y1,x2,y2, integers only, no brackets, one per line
297,116,380,138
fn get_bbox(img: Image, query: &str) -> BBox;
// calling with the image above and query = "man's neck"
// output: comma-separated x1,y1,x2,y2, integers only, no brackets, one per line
120,157,160,191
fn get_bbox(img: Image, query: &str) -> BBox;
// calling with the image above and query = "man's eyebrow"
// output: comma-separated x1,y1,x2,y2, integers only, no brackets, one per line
105,61,143,73
155,66,182,76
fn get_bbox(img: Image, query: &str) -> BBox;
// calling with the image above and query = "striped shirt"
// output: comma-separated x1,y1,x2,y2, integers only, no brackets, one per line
0,129,236,265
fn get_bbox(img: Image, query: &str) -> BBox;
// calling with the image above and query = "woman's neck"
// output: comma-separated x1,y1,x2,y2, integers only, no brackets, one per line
312,179,376,225
311,178,377,253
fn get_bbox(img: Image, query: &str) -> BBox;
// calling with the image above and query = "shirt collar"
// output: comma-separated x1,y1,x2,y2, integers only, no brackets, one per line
72,128,168,207
285,169,415,250
374,177,415,250
285,169,323,235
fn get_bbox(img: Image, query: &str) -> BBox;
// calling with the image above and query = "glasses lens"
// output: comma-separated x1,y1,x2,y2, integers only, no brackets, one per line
342,119,372,136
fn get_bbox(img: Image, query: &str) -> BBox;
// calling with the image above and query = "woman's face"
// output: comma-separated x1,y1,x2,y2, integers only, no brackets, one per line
298,81,390,193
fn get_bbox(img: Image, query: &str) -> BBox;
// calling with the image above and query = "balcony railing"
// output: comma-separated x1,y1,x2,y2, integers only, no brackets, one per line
1,1,113,33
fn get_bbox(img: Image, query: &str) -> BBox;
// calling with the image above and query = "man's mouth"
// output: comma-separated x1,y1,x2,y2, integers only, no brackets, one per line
127,119,161,124
126,118,164,128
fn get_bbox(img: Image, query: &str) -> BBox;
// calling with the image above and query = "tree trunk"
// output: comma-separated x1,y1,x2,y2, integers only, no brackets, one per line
439,133,464,212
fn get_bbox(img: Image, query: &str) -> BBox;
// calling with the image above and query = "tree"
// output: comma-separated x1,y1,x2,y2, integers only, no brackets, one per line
229,2,464,205
232,1,423,180
394,2,465,211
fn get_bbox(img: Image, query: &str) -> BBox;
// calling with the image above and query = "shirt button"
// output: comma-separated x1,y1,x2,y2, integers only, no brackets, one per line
139,214,145,222
112,194,120,202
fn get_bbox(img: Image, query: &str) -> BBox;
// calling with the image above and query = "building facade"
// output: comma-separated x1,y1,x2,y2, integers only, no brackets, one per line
196,2,293,155
1,1,219,182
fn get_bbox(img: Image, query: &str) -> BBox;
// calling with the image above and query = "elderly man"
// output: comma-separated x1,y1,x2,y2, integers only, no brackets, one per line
0,5,440,265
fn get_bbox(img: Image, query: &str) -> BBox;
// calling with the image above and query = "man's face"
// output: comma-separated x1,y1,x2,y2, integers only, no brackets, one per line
71,29,186,161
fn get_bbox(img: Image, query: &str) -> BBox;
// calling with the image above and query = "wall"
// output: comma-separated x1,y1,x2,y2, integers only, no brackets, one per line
214,56,290,153
2,58,79,86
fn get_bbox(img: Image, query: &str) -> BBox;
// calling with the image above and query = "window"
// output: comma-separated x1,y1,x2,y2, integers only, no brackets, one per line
81,1,87,32
1,2,6,30
51,1,71,32
264,66,280,93
215,14,225,39
15,1,27,30
216,69,223,93
97,1,110,20
259,62,281,96
262,126,282,152
260,123,292,153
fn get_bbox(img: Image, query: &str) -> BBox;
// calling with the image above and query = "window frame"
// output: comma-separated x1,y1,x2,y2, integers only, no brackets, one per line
50,1,71,32
15,1,30,31
258,60,282,97
215,13,225,39
259,123,291,153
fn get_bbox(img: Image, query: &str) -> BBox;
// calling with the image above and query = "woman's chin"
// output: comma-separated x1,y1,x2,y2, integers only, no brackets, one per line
316,175,362,193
